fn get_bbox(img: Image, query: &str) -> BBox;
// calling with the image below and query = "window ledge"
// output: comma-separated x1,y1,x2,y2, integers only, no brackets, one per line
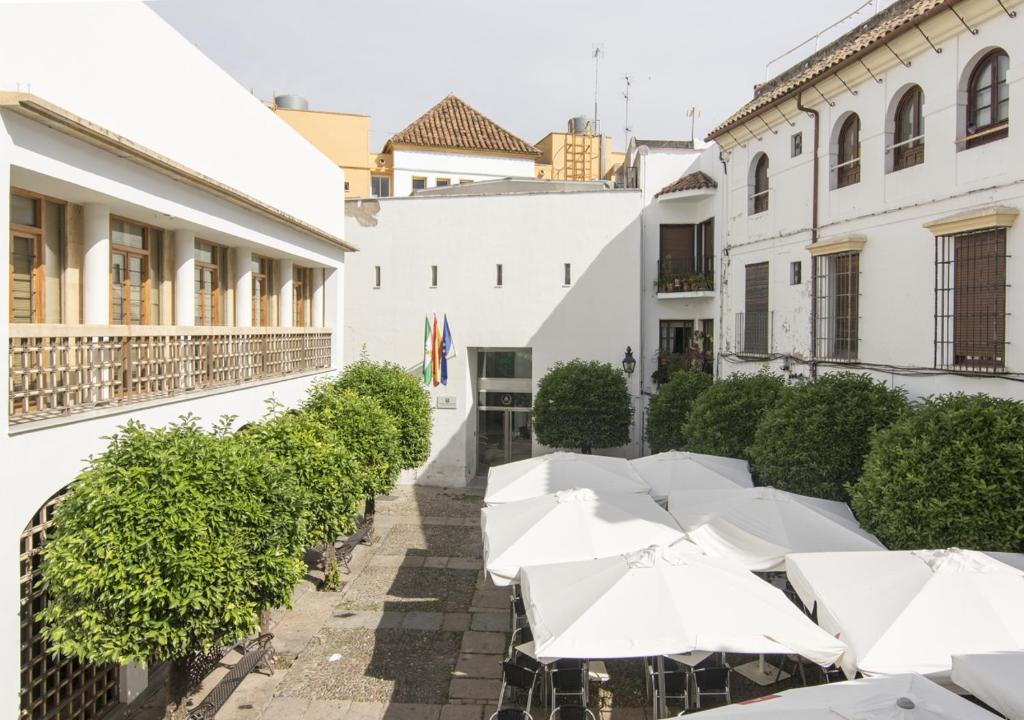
656,290,716,300
807,234,866,256
924,206,1019,236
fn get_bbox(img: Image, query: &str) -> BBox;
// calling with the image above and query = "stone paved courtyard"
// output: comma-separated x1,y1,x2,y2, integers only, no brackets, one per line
146,485,807,720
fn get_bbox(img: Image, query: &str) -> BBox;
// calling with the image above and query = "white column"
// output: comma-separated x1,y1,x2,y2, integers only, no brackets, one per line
173,230,195,326
82,203,110,324
324,262,345,369
311,268,325,327
278,258,294,328
233,247,252,326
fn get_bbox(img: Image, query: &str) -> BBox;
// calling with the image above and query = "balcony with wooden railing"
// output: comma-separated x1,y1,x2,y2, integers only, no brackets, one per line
9,325,332,426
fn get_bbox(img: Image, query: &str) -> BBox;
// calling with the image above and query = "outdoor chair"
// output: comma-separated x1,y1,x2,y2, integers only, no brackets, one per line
549,705,596,720
691,663,731,709
822,663,847,683
510,585,528,630
507,625,534,663
549,658,588,709
775,654,808,686
492,657,540,720
644,657,690,716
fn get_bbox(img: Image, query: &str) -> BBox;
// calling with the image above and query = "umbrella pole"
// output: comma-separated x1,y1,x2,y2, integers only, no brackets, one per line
656,655,667,718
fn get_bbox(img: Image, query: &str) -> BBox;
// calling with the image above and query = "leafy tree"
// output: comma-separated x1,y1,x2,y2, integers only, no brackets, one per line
328,360,433,470
304,385,402,517
39,416,305,719
238,403,363,590
851,393,1024,551
646,370,713,453
748,373,907,501
683,371,787,461
532,359,633,454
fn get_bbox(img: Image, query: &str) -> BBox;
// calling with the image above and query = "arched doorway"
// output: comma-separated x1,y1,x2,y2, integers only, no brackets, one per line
20,488,120,719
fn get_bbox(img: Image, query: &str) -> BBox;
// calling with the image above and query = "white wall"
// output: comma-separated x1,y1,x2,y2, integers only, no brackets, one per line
717,1,1024,400
344,190,643,484
391,148,535,197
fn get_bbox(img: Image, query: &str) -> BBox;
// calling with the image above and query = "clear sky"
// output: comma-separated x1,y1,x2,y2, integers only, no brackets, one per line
149,0,892,152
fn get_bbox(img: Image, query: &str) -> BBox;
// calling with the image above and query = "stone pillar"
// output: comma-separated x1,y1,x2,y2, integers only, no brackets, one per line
233,247,252,326
324,262,345,369
311,268,325,327
277,258,294,328
173,230,195,326
82,203,110,324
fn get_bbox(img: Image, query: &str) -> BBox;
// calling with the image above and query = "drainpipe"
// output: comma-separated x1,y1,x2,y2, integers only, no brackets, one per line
637,146,649,455
796,91,820,379
717,150,728,380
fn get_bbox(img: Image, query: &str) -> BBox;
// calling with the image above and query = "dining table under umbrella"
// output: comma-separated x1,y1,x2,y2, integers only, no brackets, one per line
786,548,1024,685
668,486,885,572
482,487,687,586
631,450,753,502
484,451,649,505
519,544,846,665
677,673,999,719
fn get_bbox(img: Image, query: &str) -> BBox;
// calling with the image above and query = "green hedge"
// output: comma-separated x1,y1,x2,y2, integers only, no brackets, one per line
646,370,713,453
683,371,787,461
851,393,1024,551
748,373,907,501
533,359,633,453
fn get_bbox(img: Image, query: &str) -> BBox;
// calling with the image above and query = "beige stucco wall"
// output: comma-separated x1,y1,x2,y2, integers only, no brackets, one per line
274,108,373,198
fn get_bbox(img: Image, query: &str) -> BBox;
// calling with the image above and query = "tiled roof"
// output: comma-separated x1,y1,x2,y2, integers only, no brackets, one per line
707,0,950,139
655,170,718,197
389,94,540,156
634,139,695,150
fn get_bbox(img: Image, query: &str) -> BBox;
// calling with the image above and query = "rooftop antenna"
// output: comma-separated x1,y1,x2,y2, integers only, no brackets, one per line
686,106,701,144
623,74,634,145
592,44,604,133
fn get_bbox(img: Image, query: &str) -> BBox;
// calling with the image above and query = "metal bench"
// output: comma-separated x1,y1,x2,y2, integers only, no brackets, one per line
185,634,274,720
335,515,374,573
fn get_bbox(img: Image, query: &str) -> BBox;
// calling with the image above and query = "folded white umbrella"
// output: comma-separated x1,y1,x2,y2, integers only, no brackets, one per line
668,487,885,572
952,652,1024,720
484,451,649,505
631,451,753,501
482,488,687,586
682,673,999,719
520,544,846,665
786,549,1024,685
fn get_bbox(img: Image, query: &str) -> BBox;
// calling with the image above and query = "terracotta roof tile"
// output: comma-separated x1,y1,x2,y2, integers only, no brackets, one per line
655,171,718,197
708,0,948,139
389,94,540,156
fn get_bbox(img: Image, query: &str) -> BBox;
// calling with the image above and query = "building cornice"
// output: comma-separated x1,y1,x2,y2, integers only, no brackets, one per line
387,141,540,160
923,206,1019,236
0,92,357,252
807,234,867,256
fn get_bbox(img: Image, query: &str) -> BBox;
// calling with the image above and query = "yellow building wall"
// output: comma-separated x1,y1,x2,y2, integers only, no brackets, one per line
273,107,373,197
534,132,617,182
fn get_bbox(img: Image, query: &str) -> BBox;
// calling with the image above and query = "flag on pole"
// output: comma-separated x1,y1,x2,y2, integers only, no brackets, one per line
441,314,454,385
431,314,442,387
422,316,431,385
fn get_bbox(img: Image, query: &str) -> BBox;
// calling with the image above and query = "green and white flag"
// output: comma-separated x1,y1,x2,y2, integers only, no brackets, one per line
422,315,432,385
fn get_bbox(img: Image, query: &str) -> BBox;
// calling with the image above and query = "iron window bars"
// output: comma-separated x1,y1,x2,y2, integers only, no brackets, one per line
814,251,860,361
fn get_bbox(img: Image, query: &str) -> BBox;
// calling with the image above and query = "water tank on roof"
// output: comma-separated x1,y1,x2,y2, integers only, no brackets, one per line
569,116,590,134
275,94,309,110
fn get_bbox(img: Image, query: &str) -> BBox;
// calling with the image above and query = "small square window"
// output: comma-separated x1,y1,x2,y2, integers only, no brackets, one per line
496,264,503,287
412,177,427,191
430,265,438,287
374,266,381,288
344,181,350,191
791,132,803,157
790,261,802,285
436,178,451,187
564,263,572,286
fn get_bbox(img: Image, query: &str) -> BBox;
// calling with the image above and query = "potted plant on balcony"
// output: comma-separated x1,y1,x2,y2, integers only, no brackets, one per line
659,255,674,293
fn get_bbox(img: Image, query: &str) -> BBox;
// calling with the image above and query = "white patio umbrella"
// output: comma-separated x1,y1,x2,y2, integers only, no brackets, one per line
952,652,1024,720
630,451,753,501
681,673,999,719
786,549,1024,685
482,488,687,586
484,451,649,505
520,544,846,665
668,487,884,572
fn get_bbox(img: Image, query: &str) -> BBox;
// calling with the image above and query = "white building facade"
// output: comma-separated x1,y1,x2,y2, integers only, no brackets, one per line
709,0,1024,400
1,2,351,717
344,184,643,484
390,147,537,197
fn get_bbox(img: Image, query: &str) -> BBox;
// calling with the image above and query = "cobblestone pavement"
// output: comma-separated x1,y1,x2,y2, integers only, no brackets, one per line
135,485,804,720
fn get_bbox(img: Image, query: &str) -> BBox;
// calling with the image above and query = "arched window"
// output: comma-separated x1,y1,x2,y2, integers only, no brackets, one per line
751,155,769,214
893,86,924,171
966,49,1009,148
836,114,861,188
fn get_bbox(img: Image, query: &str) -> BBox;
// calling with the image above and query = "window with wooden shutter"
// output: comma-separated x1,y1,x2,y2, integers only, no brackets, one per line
739,262,770,355
935,228,1007,371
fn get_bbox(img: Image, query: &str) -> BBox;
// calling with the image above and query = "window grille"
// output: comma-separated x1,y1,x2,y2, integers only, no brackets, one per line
935,228,1008,372
21,489,120,720
735,312,772,356
814,252,860,361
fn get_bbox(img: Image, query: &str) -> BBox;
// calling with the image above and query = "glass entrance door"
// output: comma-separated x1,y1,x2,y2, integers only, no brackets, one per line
477,408,532,475
476,349,533,475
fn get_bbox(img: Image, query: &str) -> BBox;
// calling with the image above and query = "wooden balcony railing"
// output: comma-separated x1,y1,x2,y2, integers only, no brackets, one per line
9,325,332,425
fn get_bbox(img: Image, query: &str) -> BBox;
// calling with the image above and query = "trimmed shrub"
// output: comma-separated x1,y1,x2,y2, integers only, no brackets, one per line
328,360,433,470
40,416,305,717
646,370,713,453
748,373,907,501
851,393,1024,551
533,359,633,453
683,371,787,461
